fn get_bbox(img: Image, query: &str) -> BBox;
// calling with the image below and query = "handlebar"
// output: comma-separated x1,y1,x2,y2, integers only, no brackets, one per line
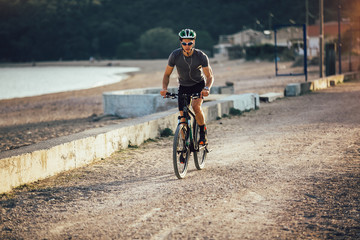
164,92,201,99
165,92,177,99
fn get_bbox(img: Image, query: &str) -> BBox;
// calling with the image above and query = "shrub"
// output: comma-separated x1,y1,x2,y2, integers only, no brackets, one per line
160,128,173,137
229,108,242,116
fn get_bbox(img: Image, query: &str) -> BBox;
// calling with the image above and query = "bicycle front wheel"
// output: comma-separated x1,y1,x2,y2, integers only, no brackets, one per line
193,123,207,170
173,123,190,179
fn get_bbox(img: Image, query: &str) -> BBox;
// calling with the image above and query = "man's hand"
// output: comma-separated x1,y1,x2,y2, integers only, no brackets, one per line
160,89,168,98
201,88,210,97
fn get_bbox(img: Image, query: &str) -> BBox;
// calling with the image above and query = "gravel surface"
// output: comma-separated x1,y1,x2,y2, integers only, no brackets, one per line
1,80,359,239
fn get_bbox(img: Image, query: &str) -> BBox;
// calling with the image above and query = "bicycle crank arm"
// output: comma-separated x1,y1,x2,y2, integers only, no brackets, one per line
198,145,211,153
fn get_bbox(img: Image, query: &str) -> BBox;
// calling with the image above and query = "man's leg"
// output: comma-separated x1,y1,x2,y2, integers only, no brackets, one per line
192,98,204,125
192,98,207,144
178,111,187,140
179,111,186,123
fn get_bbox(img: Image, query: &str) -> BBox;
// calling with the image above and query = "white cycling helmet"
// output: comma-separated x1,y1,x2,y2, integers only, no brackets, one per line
178,29,196,40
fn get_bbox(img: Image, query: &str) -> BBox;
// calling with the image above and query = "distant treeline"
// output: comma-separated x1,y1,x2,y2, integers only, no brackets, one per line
0,0,345,62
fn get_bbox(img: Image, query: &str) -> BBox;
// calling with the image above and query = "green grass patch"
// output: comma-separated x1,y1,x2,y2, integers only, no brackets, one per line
160,128,173,137
144,138,157,143
128,142,139,149
229,108,243,116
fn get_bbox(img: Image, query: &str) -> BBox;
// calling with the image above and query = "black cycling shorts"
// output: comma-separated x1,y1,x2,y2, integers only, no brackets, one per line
178,81,205,111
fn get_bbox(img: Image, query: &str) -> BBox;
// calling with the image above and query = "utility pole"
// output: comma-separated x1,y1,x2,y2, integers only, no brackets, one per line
305,0,309,79
319,0,325,78
337,0,342,74
306,0,309,27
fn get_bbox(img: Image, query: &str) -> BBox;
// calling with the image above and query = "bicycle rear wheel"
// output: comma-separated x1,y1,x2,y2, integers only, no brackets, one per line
193,123,207,170
173,123,190,179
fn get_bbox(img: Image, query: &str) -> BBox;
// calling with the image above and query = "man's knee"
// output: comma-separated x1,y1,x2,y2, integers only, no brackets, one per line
192,105,202,114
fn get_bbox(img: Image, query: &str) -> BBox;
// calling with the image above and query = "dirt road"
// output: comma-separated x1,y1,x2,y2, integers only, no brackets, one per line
1,81,360,239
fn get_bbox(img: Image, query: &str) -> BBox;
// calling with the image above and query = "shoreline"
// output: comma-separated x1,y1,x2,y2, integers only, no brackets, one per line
0,66,140,101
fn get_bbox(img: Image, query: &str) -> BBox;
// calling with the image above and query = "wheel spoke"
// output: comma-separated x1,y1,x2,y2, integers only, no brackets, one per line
173,124,189,179
193,123,207,170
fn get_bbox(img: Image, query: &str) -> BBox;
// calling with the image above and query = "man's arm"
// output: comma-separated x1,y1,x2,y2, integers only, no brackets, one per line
161,65,174,97
201,66,214,97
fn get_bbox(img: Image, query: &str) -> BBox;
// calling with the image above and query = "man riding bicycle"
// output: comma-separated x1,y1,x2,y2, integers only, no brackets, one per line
160,28,214,145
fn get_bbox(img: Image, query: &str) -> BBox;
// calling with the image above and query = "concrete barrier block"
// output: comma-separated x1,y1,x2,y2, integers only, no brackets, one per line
285,83,301,96
222,93,259,111
311,78,328,91
195,99,234,122
155,97,178,113
103,93,178,118
217,101,234,118
103,86,233,119
329,75,344,86
219,86,234,94
344,72,360,82
259,92,284,102
103,94,157,118
203,103,221,122
300,82,312,94
310,75,345,91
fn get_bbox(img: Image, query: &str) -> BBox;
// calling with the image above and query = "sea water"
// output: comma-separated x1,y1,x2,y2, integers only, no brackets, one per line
0,66,139,100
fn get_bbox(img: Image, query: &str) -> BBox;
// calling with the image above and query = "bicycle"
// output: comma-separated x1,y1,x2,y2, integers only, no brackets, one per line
165,92,209,179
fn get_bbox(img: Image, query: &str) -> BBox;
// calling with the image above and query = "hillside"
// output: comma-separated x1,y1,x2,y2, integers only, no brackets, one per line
0,0,353,61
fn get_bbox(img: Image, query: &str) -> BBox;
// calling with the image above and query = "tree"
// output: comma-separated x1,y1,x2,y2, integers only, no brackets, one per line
96,21,121,58
138,27,178,59
195,30,215,56
116,42,136,59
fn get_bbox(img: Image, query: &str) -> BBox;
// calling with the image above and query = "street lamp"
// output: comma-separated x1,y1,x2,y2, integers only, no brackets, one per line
269,13,274,30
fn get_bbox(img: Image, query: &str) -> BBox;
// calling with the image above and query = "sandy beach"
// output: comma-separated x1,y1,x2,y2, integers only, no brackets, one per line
0,58,329,152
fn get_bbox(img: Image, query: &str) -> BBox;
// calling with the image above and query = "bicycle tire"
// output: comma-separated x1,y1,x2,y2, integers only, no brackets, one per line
193,122,207,170
173,123,190,179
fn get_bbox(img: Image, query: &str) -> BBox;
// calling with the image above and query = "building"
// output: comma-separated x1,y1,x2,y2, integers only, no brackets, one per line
214,29,274,60
214,21,354,61
213,27,304,60
307,21,352,58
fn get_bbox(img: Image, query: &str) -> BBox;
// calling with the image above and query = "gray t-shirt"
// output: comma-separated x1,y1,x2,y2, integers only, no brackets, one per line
168,48,209,87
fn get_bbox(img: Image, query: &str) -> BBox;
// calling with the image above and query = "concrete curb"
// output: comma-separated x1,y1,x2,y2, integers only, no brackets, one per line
0,93,258,194
285,73,360,96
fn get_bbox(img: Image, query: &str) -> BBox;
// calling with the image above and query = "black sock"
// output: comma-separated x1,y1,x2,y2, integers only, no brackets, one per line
199,124,205,133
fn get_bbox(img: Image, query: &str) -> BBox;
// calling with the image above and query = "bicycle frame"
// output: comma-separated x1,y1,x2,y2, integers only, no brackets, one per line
178,93,199,152
165,92,207,178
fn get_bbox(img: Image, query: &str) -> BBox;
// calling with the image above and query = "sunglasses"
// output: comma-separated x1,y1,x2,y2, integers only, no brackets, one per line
181,41,194,46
